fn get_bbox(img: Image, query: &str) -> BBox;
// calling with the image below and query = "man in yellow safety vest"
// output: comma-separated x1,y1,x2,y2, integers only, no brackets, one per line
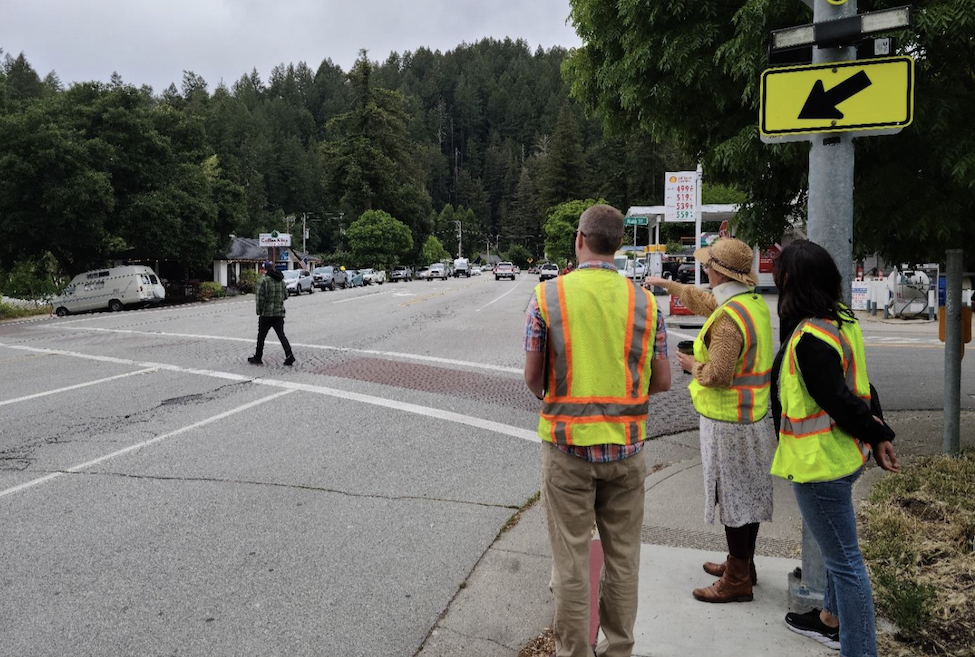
524,204,671,657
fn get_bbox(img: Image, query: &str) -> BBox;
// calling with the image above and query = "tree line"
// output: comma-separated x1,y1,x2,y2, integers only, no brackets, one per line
0,39,685,288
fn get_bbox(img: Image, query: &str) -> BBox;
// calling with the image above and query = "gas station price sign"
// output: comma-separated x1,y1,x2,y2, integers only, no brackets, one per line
665,171,699,222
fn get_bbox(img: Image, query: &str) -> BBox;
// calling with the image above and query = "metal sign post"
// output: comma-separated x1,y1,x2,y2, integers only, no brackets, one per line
944,250,964,456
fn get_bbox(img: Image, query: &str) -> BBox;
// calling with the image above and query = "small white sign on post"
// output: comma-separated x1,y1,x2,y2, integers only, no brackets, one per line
665,171,700,223
851,282,870,310
259,232,292,247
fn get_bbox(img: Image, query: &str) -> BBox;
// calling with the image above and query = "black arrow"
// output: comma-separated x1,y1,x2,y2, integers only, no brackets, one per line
798,70,872,120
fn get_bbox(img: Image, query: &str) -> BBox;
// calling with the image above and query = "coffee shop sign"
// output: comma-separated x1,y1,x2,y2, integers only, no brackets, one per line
259,232,291,247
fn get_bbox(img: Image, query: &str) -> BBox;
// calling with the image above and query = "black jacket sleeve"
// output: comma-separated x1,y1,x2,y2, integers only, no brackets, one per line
795,335,895,449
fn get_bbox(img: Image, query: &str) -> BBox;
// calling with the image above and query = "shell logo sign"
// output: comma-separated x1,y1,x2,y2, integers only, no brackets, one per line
668,176,677,184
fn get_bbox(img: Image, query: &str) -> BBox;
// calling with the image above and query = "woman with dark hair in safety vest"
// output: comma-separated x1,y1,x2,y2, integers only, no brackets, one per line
771,240,899,656
647,237,775,604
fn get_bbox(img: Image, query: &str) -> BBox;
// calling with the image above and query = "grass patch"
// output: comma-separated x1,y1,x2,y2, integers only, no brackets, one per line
497,491,541,539
859,451,975,655
0,301,52,319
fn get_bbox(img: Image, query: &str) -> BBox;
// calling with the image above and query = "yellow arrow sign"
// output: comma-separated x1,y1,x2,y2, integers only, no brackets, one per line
760,56,914,136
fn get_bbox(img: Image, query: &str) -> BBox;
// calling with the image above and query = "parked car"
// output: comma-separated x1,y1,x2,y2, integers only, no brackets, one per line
390,266,412,282
360,268,386,285
677,263,709,284
346,269,365,287
471,266,482,276
416,266,429,280
620,259,648,282
53,265,166,316
538,263,559,281
495,262,516,281
283,269,314,295
426,263,449,281
313,266,347,290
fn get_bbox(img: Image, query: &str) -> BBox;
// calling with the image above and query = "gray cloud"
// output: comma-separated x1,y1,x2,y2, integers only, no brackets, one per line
1,0,581,92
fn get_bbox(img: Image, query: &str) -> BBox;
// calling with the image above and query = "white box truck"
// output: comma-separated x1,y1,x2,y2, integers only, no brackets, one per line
453,257,470,277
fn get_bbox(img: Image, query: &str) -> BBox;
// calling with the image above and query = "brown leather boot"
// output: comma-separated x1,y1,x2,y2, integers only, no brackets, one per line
703,555,758,585
693,555,754,603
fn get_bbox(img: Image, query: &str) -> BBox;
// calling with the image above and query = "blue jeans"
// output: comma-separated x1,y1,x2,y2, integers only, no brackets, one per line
792,467,877,657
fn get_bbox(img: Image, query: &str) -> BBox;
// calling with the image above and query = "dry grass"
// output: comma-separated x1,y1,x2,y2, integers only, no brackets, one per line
518,627,555,657
859,452,975,656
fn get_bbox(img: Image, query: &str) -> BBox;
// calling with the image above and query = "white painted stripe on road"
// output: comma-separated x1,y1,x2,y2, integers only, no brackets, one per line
38,326,522,374
666,329,699,342
0,343,539,446
0,389,294,500
476,279,524,312
0,368,157,407
252,378,541,443
331,291,395,304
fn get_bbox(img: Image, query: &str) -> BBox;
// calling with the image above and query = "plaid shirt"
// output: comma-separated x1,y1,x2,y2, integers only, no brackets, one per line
525,260,669,463
256,275,288,317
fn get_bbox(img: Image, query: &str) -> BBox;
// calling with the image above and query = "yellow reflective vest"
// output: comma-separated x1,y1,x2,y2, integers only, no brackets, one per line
536,268,658,446
771,311,872,483
688,292,773,423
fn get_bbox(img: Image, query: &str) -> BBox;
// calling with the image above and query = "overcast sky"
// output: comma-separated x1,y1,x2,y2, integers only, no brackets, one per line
1,0,582,93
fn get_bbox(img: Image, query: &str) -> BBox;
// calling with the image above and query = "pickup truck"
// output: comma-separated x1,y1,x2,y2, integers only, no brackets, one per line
360,268,386,285
425,263,449,281
495,261,516,281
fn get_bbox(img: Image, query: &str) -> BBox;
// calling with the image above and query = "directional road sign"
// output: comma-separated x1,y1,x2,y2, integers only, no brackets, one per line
760,56,913,137
624,216,648,226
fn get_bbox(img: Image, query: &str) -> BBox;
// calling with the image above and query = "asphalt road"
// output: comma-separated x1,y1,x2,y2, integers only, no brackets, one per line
0,275,971,656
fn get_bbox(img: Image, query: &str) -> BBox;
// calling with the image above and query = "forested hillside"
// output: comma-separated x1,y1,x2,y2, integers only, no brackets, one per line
0,39,683,278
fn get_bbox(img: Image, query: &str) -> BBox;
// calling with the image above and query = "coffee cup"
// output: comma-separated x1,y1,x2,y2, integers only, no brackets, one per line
677,340,695,374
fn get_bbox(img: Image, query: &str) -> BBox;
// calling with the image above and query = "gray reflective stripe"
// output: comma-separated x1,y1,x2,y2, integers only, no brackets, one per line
739,388,754,419
553,422,569,445
629,422,642,443
726,300,759,372
628,284,650,397
781,414,834,436
804,318,856,389
807,318,840,341
543,400,650,418
733,372,770,387
544,281,569,397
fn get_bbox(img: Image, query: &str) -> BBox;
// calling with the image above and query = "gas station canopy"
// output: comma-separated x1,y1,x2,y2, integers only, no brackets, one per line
624,204,740,230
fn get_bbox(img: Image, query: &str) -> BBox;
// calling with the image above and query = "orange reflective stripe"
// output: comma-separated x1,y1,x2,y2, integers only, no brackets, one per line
545,395,650,404
541,414,650,425
623,282,635,396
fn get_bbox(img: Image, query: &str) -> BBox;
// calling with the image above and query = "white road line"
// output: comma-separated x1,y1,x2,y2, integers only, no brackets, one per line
331,291,395,304
37,327,522,374
476,279,525,312
0,368,157,407
0,343,539,444
0,389,294,500
666,329,699,342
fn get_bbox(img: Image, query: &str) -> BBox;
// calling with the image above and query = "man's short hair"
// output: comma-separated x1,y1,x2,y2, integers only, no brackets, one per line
578,205,624,256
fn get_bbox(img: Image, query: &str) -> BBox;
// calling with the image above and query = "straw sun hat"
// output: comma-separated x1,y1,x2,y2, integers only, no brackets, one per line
693,238,759,287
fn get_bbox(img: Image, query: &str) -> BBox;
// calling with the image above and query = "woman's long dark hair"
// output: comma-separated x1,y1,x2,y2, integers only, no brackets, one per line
774,240,854,336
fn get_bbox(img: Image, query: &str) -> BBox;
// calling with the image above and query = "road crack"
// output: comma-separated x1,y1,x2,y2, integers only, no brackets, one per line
49,470,521,510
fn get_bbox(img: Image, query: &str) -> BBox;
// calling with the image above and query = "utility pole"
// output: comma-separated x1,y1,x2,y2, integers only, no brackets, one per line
944,249,964,456
807,0,858,304
454,220,462,258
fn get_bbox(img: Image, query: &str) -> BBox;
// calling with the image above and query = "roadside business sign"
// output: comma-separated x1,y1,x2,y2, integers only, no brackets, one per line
664,171,699,222
760,56,913,137
259,231,292,247
624,216,649,226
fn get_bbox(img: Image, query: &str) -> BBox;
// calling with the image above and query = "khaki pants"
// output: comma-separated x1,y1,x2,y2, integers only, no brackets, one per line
542,443,646,657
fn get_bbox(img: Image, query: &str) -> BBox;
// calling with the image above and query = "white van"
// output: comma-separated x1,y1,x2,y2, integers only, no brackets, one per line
53,266,166,316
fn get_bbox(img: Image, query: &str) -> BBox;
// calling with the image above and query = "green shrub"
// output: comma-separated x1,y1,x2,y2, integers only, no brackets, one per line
198,281,226,300
236,268,258,293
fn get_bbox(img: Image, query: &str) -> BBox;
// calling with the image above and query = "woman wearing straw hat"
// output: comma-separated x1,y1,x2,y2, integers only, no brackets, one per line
646,238,775,603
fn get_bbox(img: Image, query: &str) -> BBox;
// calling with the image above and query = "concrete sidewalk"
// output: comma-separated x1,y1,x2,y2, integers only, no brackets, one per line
420,412,973,657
